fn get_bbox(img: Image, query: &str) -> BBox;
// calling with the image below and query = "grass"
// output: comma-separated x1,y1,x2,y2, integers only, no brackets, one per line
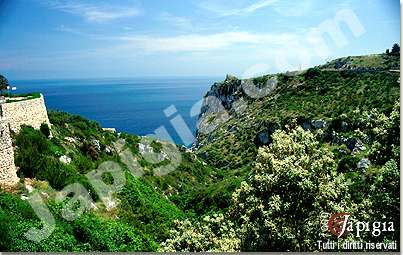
196,67,400,170
320,53,400,70
4,92,41,103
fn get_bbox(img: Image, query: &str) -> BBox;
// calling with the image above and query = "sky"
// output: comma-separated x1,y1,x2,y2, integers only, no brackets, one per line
0,0,400,79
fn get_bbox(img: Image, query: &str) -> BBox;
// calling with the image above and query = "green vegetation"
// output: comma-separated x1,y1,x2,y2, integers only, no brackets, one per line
0,75,8,95
0,189,156,251
1,110,214,251
40,123,51,138
197,57,399,170
320,51,400,70
0,49,400,252
165,103,400,251
5,93,42,103
150,140,163,153
389,43,400,56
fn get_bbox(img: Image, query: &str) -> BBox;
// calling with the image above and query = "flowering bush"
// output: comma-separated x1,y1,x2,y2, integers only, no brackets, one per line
231,127,350,251
160,214,240,252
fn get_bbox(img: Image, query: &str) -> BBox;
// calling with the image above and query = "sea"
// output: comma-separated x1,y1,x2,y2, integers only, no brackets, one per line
10,77,220,145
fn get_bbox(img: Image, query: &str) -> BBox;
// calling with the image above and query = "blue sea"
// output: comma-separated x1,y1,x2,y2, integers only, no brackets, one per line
10,77,219,145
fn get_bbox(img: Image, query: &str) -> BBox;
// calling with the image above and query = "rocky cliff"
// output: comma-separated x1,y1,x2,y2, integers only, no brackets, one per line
195,53,400,169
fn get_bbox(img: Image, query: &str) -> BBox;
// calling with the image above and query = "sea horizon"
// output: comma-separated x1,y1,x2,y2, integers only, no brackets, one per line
10,76,221,145
10,75,224,83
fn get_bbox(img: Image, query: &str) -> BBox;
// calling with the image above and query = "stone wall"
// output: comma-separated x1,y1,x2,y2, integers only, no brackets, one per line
0,94,51,187
1,94,51,133
0,117,18,187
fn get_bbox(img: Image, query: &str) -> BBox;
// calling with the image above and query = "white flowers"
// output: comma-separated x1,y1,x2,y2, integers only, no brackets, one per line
160,214,241,252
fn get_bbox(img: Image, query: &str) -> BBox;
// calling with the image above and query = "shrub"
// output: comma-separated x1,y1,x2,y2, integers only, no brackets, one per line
14,126,50,178
304,67,322,79
231,127,349,251
0,74,9,95
40,123,51,138
14,125,79,190
119,175,185,242
160,214,240,252
72,214,157,251
80,141,99,160
150,140,162,153
36,157,78,190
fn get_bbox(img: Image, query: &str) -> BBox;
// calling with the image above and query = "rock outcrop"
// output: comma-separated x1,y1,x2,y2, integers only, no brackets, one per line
200,74,243,116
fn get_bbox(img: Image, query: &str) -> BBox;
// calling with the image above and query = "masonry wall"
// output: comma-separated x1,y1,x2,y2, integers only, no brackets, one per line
0,117,18,187
1,94,51,133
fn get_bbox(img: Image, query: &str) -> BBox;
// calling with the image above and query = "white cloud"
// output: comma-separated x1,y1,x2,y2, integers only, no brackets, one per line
199,0,279,17
159,13,193,30
272,1,315,17
241,0,279,14
56,24,85,35
43,0,140,22
199,0,318,17
109,31,297,52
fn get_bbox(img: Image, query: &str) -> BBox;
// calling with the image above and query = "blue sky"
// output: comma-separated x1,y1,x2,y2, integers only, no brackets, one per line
0,0,399,79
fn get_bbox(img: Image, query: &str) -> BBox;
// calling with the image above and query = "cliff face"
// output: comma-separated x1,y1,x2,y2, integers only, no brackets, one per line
195,53,400,169
200,74,243,114
195,74,248,150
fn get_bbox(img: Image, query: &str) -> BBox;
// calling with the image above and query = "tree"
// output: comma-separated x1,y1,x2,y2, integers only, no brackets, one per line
0,75,9,95
391,43,400,56
354,101,400,165
231,127,350,251
386,49,390,55
304,67,322,79
369,159,399,240
160,214,240,252
40,123,51,138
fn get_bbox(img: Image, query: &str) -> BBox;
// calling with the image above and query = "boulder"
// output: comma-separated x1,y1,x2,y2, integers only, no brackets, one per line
64,137,77,143
25,184,34,193
104,146,113,155
357,158,371,170
346,137,365,153
331,131,347,145
352,139,365,154
225,74,238,82
302,120,327,131
256,132,269,145
227,125,237,132
346,137,358,151
91,139,101,151
59,155,72,164
255,122,280,147
179,145,187,152
311,119,327,129
200,152,209,160
341,121,349,131
138,143,150,154
302,121,312,131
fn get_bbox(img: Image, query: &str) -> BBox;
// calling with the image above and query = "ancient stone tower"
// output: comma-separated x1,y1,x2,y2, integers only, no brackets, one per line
0,102,18,187
0,94,51,187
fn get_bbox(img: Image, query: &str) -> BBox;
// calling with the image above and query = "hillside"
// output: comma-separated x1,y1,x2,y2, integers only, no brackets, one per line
0,50,400,252
319,53,400,71
184,53,400,225
196,53,399,168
